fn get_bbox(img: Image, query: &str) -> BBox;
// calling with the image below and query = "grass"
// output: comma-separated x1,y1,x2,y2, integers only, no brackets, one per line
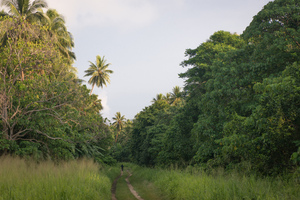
0,156,114,200
115,170,136,200
1,157,299,200
123,163,168,200
129,172,167,200
123,163,300,200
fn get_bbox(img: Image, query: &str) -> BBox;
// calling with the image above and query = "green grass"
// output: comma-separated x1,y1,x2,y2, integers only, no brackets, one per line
2,157,299,200
115,170,136,200
123,163,167,200
0,156,113,200
123,163,300,200
129,172,167,200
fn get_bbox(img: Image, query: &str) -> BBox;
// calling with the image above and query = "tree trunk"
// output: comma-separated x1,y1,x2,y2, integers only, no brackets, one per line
21,70,24,81
1,94,9,155
89,84,95,95
115,130,120,143
1,94,9,140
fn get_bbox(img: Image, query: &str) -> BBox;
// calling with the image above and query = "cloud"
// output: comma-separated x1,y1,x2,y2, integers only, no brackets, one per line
95,89,110,119
47,0,159,29
2,0,187,30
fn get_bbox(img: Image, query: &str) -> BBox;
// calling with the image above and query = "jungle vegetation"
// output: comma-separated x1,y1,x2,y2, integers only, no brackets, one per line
112,0,300,175
1,0,299,177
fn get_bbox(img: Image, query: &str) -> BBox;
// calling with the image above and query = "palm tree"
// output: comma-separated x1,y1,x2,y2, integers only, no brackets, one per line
112,112,126,143
1,0,47,22
1,0,48,80
164,92,172,103
152,93,164,103
84,55,113,95
86,97,103,114
170,86,183,105
42,9,75,64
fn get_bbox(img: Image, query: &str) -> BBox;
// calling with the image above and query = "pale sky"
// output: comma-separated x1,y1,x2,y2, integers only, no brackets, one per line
19,0,275,120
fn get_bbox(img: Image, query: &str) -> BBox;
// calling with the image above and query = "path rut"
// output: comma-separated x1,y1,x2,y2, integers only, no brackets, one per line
111,170,143,200
125,170,144,200
111,171,122,200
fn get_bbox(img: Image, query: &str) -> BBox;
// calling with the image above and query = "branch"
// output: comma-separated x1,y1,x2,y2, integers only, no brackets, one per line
17,138,50,153
35,130,63,140
44,113,66,124
23,102,68,115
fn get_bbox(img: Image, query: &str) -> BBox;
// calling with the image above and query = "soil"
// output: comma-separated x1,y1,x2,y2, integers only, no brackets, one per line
111,170,144,200
125,170,144,200
111,171,122,200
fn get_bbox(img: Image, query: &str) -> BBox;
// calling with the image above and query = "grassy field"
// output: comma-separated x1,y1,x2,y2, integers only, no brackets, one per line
0,156,118,200
115,170,137,200
125,163,300,200
1,157,299,200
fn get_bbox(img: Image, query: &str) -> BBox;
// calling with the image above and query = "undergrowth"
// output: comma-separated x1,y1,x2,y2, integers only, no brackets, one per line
0,156,116,200
126,163,300,200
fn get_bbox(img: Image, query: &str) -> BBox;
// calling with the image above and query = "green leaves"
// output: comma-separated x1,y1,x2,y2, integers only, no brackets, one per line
84,55,113,95
0,18,112,161
121,0,300,174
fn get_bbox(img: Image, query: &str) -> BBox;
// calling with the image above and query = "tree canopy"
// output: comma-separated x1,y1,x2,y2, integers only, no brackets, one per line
0,3,114,163
113,0,300,175
84,55,113,95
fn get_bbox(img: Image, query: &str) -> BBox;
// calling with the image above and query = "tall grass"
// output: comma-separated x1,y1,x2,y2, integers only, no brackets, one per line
4,157,297,200
120,163,165,200
126,163,300,200
0,156,113,200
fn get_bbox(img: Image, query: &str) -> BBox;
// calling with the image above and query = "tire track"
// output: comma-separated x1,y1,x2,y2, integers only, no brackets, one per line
125,170,144,200
111,171,123,200
111,170,144,200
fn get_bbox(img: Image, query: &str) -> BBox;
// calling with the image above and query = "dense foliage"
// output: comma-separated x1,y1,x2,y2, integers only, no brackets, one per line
115,0,300,175
0,1,114,162
1,0,299,175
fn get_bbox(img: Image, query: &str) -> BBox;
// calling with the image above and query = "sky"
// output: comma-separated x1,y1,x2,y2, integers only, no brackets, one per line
43,0,272,120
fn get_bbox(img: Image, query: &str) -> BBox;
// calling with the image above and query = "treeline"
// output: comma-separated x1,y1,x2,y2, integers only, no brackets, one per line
113,0,300,175
0,1,114,162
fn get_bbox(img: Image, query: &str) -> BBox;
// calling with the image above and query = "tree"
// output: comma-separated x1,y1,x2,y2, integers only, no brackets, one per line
129,98,171,166
152,93,164,103
0,2,76,75
42,9,76,65
0,17,112,160
242,0,300,78
179,31,246,163
112,112,126,143
1,0,48,81
0,0,47,22
84,55,113,95
0,18,70,152
170,86,183,105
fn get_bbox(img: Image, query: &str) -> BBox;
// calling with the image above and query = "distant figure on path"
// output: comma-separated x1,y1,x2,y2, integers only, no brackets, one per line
121,164,124,171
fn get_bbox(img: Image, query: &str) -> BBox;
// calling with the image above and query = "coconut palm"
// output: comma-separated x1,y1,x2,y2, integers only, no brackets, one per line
84,55,113,95
112,112,126,142
170,86,183,105
152,93,164,103
1,0,47,22
42,9,75,63
164,92,172,103
1,0,48,80
86,97,103,114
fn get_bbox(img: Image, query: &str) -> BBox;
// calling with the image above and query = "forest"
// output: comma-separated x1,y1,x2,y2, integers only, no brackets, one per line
0,0,115,163
0,0,300,199
113,0,300,176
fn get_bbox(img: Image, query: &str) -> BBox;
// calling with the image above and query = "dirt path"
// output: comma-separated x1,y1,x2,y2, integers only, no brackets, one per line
111,171,123,200
125,170,144,200
111,170,144,200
